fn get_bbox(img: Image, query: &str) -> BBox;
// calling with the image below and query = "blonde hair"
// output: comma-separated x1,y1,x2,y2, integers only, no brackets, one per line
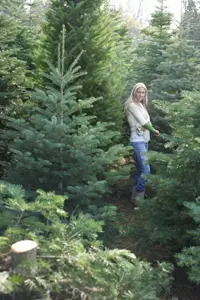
125,83,148,114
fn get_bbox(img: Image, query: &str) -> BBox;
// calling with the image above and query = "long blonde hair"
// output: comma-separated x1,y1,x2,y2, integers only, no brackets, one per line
125,83,148,114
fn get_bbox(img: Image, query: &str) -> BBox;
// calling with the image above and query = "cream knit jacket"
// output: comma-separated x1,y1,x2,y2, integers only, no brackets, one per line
126,101,150,143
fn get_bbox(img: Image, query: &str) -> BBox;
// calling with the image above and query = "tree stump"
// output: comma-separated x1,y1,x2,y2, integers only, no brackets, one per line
10,240,38,268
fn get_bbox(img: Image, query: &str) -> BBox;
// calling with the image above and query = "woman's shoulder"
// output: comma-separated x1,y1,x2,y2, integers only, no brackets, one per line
127,101,140,111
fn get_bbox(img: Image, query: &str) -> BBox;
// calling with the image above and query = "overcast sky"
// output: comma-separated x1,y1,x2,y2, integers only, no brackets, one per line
110,0,182,24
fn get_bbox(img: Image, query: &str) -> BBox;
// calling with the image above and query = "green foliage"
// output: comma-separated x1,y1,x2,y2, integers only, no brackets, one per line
129,0,172,88
0,9,28,107
0,0,37,106
182,0,200,49
151,39,200,100
0,182,173,299
176,199,200,283
177,245,200,284
2,31,130,212
39,0,133,131
0,0,41,178
129,91,200,259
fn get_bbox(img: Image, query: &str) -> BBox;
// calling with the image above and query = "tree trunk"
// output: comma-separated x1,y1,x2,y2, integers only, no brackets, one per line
10,240,38,268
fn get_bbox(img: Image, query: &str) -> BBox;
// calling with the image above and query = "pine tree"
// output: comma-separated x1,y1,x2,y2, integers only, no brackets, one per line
2,28,130,211
0,0,40,177
182,0,200,49
0,0,37,74
150,38,200,100
177,199,200,284
0,182,173,299
130,91,200,260
0,1,30,108
26,0,50,30
39,0,132,131
131,0,172,87
126,1,173,152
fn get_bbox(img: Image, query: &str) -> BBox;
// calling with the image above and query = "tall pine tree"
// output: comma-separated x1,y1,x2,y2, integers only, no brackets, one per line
38,0,132,131
2,28,130,212
0,0,39,176
131,0,172,88
182,0,200,49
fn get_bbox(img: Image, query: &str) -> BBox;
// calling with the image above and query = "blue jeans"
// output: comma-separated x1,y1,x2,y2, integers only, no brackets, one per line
131,142,150,192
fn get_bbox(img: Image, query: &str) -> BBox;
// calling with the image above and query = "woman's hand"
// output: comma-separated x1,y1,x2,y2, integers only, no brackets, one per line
154,130,160,136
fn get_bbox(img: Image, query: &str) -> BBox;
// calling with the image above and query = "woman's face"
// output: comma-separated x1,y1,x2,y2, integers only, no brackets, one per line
135,87,146,102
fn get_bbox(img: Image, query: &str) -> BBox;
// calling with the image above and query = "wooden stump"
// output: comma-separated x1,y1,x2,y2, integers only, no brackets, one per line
10,240,38,268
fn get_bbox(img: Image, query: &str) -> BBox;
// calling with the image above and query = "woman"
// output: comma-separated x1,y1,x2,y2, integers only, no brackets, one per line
125,83,160,202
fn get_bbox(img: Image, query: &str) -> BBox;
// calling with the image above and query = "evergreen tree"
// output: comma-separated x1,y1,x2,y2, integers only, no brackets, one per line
0,0,39,177
0,1,30,108
177,199,200,284
39,0,132,131
130,91,200,260
182,0,200,49
26,0,50,30
131,0,172,88
2,29,130,212
0,0,37,75
0,182,173,299
150,38,200,100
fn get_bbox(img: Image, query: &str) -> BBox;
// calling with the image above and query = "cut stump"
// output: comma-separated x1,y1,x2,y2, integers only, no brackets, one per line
10,240,38,268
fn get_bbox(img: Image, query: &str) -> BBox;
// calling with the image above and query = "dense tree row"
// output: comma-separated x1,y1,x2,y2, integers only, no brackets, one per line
127,0,200,288
1,0,200,298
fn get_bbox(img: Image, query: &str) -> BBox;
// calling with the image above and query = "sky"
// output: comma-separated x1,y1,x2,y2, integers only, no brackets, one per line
110,0,182,24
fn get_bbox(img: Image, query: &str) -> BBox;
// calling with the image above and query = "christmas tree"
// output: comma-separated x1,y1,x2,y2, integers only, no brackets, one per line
38,0,132,131
3,27,130,212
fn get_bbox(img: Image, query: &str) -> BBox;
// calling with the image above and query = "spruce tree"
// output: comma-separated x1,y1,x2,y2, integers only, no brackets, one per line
39,0,132,131
2,28,130,211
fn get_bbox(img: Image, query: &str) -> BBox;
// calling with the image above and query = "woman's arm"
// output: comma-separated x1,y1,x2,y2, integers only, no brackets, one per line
128,103,160,136
143,122,156,133
143,122,160,136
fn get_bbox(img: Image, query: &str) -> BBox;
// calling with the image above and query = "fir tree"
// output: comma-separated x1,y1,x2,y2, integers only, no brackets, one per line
182,0,200,49
130,91,200,260
131,0,172,87
2,28,130,211
127,0,173,152
0,182,173,299
0,0,39,177
0,2,29,107
150,38,200,100
177,199,200,284
39,0,132,131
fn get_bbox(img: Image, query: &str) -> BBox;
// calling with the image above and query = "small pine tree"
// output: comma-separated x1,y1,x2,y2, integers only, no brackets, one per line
2,27,130,211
